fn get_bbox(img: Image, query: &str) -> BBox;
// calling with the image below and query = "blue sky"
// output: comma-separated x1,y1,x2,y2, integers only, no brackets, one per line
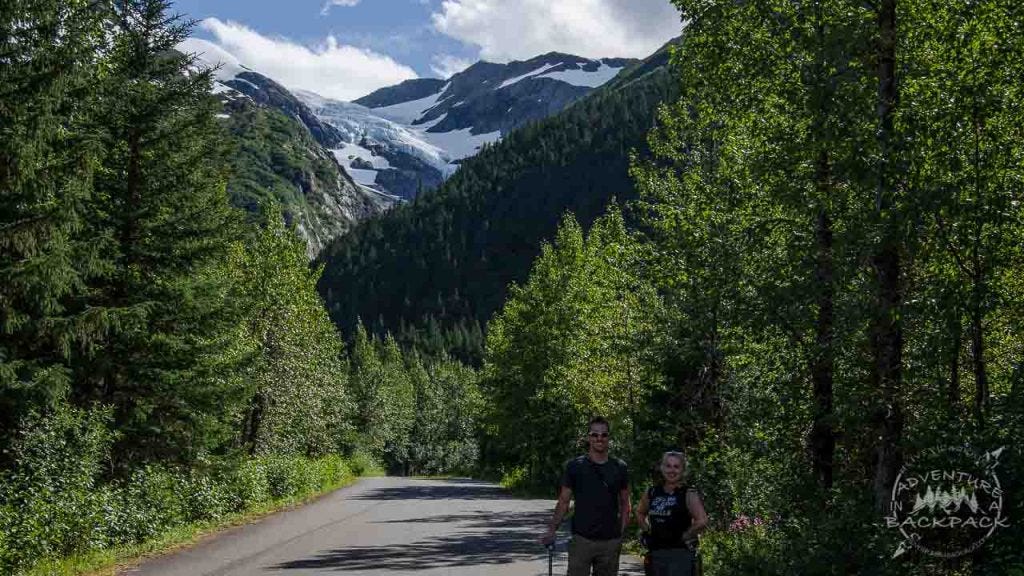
173,0,683,101
172,0,473,78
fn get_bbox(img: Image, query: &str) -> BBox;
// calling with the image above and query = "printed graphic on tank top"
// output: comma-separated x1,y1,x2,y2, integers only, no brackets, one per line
646,485,692,550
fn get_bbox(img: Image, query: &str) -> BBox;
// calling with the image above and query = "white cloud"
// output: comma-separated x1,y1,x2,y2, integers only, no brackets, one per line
189,18,418,102
431,0,682,62
321,0,361,16
430,54,473,78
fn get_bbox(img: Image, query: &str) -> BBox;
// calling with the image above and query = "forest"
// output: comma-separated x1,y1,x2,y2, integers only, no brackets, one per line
0,1,478,573
3,0,1023,574
477,0,1022,572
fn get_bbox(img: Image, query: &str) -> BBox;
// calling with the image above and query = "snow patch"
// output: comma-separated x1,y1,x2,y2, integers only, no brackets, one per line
421,128,501,173
537,63,624,88
369,83,450,124
333,143,391,170
347,168,379,186
498,63,561,89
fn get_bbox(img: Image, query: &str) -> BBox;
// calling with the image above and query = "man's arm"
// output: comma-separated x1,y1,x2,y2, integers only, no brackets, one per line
541,486,572,545
619,486,631,536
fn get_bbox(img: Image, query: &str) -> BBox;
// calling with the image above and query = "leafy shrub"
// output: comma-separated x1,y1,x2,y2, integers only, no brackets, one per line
225,458,271,510
0,404,113,573
182,472,235,523
499,465,529,491
1,426,368,575
701,525,784,576
309,454,351,491
347,450,382,477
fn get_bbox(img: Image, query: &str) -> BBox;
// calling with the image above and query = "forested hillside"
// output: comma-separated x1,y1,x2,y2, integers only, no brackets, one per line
316,43,680,363
219,95,392,258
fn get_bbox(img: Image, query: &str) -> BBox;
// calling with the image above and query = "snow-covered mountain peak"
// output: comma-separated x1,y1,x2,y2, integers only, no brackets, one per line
351,53,637,140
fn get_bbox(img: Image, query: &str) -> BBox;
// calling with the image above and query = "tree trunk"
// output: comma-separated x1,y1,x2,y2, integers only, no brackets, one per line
809,152,835,491
949,315,961,413
244,390,266,455
871,0,904,514
970,290,988,426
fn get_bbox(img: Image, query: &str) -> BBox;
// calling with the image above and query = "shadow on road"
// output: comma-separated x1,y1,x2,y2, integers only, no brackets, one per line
371,509,548,529
350,481,513,501
271,524,546,571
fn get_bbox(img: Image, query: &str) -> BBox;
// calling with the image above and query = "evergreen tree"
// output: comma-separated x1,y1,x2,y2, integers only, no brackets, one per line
0,0,104,452
73,0,246,466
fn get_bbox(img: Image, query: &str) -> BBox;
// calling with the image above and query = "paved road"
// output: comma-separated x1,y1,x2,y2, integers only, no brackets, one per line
123,477,643,576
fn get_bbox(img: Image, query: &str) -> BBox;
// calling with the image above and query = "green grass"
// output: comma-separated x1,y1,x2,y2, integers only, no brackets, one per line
25,473,363,576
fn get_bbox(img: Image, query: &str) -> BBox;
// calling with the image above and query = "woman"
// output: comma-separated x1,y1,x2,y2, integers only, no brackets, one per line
635,451,708,576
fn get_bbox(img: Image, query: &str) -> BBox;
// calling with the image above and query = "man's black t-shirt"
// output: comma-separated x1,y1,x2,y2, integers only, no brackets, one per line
560,455,629,540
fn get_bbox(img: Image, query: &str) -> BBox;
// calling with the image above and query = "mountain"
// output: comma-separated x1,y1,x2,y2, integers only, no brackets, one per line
355,53,637,135
314,39,681,363
218,94,393,258
179,38,395,257
220,70,345,149
295,92,455,202
300,52,639,199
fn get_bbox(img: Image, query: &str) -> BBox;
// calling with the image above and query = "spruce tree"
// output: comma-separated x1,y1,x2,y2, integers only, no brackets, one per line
74,0,245,466
0,0,104,450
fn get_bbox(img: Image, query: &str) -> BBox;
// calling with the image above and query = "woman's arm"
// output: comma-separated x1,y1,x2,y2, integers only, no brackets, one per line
635,489,651,532
681,488,708,543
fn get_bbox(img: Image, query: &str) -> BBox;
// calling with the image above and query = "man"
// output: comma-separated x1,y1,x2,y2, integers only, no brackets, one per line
541,416,631,576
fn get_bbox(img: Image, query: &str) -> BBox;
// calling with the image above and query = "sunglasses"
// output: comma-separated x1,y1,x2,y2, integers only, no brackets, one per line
588,432,610,438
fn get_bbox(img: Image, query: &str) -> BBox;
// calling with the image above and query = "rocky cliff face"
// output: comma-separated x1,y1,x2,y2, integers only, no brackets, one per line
222,71,345,149
216,83,394,259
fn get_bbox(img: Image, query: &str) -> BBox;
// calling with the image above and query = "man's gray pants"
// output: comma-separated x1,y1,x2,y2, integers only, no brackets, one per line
567,534,622,576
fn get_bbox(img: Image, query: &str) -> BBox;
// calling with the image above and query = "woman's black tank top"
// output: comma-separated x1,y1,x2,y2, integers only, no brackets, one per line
646,484,692,550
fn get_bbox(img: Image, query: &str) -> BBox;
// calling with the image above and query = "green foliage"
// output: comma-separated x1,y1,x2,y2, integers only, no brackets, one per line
409,355,482,475
0,404,368,574
230,206,351,457
1,2,386,572
0,403,113,570
347,450,384,477
700,527,784,576
622,0,1024,572
346,326,482,474
483,208,664,487
0,0,106,456
67,0,248,466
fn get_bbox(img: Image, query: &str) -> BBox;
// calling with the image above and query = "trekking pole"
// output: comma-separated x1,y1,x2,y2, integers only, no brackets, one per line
545,542,554,576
